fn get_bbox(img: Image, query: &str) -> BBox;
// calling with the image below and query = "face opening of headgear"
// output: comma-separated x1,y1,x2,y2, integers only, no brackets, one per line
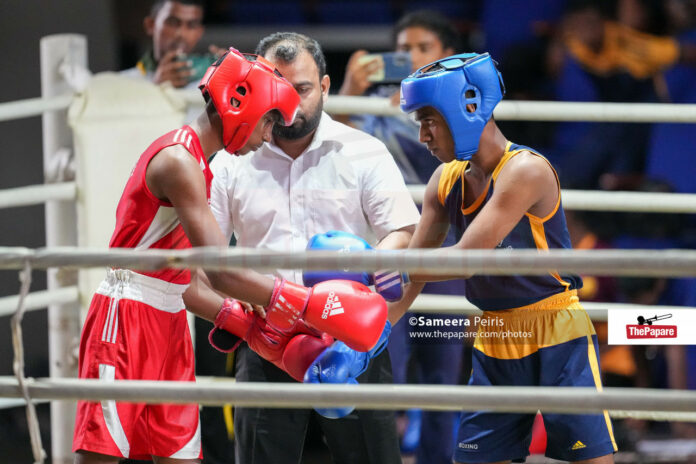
198,48,301,154
400,52,505,161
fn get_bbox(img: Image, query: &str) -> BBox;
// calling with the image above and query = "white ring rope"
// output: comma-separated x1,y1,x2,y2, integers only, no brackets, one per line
0,398,49,410
405,186,696,214
4,91,696,123
0,247,695,277
3,182,696,214
1,377,695,417
0,182,77,209
0,377,696,422
11,261,46,464
610,410,696,423
0,94,72,122
0,287,79,318
322,96,696,123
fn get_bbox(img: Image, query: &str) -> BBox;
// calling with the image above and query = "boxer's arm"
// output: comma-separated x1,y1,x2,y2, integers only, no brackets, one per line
147,145,275,306
385,167,446,323
375,225,414,251
373,225,415,302
405,165,457,283
455,152,556,251
183,269,225,322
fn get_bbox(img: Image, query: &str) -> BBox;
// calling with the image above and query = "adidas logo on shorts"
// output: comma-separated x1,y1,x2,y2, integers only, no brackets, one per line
571,440,586,450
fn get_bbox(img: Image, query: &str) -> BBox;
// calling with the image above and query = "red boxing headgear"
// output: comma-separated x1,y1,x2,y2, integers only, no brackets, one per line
199,48,300,153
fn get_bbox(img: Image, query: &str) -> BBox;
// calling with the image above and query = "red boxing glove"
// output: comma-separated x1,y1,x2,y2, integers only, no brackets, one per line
281,331,334,381
265,278,388,352
208,298,333,381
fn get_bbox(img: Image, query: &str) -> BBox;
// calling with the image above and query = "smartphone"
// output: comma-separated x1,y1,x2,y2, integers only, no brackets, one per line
177,53,217,83
357,52,412,84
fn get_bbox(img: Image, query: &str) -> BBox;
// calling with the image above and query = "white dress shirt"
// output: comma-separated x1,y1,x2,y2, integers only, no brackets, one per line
210,112,420,284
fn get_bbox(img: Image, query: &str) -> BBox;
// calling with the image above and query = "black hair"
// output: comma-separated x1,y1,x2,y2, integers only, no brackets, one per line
255,32,327,79
393,10,460,51
150,0,204,18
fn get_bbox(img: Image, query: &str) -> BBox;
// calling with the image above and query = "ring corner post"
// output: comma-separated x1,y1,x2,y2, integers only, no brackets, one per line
40,33,85,464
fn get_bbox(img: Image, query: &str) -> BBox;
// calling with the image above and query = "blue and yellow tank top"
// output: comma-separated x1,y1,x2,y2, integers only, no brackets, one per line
438,141,582,310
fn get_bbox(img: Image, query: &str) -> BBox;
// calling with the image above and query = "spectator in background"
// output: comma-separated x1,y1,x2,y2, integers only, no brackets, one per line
548,0,696,190
338,10,458,183
645,0,696,194
338,11,467,464
122,0,206,89
479,0,567,153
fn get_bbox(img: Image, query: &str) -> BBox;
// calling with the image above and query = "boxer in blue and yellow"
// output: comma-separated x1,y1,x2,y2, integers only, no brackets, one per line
395,53,617,463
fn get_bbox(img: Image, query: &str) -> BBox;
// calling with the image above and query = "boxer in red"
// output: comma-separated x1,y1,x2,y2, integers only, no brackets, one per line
73,48,387,464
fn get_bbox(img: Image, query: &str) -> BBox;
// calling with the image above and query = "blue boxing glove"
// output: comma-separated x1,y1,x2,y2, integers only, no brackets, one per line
304,231,408,302
303,230,373,287
304,321,392,419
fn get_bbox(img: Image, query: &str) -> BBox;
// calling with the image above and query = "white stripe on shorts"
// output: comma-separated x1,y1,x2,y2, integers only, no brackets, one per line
99,363,130,457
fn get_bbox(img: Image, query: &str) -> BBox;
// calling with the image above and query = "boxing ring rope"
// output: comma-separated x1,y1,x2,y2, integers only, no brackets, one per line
5,169,696,215
0,94,73,123
1,377,696,417
1,246,694,321
0,287,80,318
0,182,76,209
2,34,695,463
405,185,696,213
1,246,695,277
5,180,696,214
2,376,696,424
5,90,696,124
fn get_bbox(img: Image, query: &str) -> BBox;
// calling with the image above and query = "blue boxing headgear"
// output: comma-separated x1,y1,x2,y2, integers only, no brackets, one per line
400,53,505,160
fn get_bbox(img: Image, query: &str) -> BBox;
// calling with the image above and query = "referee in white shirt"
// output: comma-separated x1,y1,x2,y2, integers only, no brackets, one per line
210,33,419,464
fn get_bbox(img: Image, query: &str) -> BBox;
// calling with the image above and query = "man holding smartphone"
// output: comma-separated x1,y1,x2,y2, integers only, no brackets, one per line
338,10,467,464
122,0,210,89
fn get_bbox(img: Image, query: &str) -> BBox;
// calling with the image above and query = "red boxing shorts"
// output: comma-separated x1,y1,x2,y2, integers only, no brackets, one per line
73,269,201,460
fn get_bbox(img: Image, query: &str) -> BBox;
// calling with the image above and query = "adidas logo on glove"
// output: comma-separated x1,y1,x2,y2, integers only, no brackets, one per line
321,291,345,319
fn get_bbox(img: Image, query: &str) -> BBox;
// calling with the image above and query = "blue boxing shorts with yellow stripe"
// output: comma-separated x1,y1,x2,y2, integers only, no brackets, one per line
454,290,617,463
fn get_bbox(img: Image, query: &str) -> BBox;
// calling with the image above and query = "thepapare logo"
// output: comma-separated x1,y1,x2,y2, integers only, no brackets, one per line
458,443,479,450
626,313,676,339
321,292,344,319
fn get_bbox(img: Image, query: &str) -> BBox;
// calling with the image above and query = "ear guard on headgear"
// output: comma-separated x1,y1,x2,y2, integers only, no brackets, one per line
199,48,300,154
400,53,505,160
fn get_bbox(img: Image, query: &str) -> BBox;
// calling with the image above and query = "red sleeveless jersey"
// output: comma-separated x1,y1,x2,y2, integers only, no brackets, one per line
109,126,213,284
